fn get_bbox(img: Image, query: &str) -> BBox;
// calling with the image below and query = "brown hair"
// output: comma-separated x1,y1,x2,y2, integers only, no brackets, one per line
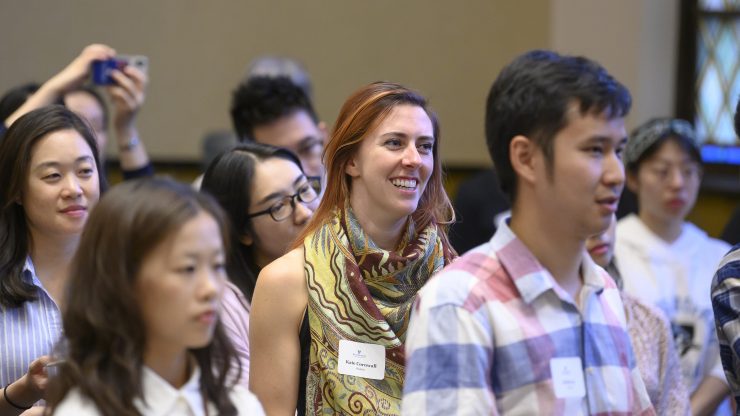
293,81,454,256
45,178,239,416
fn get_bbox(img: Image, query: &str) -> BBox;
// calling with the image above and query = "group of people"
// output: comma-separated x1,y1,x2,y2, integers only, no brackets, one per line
1,43,740,416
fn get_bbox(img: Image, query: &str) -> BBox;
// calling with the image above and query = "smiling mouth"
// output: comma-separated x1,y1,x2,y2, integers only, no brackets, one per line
391,178,418,190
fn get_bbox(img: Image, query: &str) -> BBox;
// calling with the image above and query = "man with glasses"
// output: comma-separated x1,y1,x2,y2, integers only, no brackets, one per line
231,76,327,194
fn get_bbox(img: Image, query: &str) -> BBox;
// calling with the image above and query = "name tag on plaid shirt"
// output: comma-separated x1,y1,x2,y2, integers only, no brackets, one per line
550,357,586,398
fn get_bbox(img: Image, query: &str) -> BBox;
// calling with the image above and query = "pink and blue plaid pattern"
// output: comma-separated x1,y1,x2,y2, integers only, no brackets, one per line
402,222,655,415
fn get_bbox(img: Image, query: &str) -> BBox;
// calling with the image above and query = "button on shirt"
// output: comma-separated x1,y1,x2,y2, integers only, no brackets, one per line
402,221,655,415
0,258,62,389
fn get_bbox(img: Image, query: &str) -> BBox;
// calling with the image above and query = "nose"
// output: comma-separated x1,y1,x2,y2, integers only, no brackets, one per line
293,200,313,226
603,151,625,189
199,267,222,302
666,167,686,189
61,175,82,199
402,144,422,168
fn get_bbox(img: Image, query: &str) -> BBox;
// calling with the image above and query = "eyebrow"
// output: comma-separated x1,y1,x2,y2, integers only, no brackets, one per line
255,174,306,205
585,135,627,145
33,156,95,172
380,132,435,141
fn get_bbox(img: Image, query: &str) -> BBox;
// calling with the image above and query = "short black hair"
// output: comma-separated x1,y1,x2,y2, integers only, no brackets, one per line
230,76,318,141
485,50,631,201
0,83,41,122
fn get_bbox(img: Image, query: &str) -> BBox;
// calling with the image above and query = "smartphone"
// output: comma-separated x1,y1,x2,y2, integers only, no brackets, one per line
91,55,148,85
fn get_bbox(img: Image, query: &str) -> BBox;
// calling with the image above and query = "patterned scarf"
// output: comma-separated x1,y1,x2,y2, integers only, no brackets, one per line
303,205,448,415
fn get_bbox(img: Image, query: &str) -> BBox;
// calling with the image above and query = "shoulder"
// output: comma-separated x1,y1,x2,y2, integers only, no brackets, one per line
52,388,101,416
417,244,508,311
228,385,266,415
257,247,305,291
251,247,307,327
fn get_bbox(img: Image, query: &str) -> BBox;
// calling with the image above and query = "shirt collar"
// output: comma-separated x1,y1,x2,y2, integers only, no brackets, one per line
22,256,43,287
136,358,206,416
491,219,608,305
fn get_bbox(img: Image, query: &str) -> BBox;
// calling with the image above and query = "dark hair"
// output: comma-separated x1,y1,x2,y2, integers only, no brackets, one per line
230,76,318,141
64,85,109,130
485,50,631,201
293,81,455,260
0,105,105,308
0,83,41,122
45,178,240,416
625,118,702,174
201,143,303,301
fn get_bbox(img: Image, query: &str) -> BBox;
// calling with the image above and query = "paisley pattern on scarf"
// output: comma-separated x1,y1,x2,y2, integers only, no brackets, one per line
303,205,447,415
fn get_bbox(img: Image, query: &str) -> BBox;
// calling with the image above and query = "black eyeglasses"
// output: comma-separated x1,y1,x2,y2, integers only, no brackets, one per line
248,184,318,222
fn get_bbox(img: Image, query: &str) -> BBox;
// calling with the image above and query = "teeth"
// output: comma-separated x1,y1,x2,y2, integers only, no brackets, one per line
391,179,417,189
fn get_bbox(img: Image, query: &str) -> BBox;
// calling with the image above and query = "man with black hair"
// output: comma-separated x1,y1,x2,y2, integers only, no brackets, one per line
230,76,326,190
402,50,654,415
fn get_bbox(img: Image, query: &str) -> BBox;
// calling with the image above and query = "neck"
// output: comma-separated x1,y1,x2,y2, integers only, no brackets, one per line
349,196,407,252
637,210,683,243
27,229,79,305
144,346,190,388
509,202,583,300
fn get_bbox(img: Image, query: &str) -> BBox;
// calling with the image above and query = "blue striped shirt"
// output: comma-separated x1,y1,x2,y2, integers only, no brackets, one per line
0,258,62,388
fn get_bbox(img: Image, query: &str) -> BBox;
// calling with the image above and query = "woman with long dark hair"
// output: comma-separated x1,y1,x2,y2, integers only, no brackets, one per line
249,82,455,415
45,178,264,415
201,142,316,385
0,105,104,415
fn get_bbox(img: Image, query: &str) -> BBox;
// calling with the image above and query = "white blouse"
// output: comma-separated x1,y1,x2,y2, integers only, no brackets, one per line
52,363,264,415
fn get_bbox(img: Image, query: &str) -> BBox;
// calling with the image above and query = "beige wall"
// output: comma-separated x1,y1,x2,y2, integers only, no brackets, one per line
550,0,679,130
0,1,550,166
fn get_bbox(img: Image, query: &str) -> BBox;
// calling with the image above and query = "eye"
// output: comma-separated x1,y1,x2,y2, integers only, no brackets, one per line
213,262,226,273
615,145,625,160
384,138,402,149
585,146,604,156
177,265,197,275
78,167,94,177
417,142,434,155
42,172,61,181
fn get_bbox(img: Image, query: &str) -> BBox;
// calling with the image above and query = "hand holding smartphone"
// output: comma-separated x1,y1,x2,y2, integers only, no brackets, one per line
91,55,148,85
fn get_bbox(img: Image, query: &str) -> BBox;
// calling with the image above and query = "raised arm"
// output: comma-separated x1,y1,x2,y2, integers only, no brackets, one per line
108,65,152,176
249,248,308,416
4,44,114,127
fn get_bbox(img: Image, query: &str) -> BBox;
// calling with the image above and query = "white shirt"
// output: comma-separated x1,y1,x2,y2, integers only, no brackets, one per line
615,214,730,392
53,363,264,415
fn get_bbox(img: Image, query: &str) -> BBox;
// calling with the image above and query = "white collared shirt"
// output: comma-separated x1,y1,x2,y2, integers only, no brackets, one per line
52,362,264,415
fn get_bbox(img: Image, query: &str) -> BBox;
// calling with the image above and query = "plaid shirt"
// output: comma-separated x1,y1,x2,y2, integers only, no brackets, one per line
402,221,655,415
711,243,740,409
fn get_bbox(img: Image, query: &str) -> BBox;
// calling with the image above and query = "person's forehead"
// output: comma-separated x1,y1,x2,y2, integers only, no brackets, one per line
252,110,318,149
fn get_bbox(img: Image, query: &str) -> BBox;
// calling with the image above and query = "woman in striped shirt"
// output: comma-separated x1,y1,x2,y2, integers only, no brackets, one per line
0,105,104,414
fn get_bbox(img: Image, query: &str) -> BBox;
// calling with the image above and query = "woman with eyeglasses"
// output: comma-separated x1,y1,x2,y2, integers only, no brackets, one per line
200,142,317,387
615,118,731,414
248,82,455,415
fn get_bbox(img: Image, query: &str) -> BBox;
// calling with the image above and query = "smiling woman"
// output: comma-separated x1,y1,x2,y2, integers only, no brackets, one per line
248,82,455,416
0,105,105,415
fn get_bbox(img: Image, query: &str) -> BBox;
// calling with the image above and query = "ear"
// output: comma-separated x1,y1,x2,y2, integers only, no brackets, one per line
239,233,254,247
626,171,639,193
345,156,360,178
509,135,539,186
318,121,328,139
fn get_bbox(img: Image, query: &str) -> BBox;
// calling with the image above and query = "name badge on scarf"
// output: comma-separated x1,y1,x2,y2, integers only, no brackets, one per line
337,340,385,380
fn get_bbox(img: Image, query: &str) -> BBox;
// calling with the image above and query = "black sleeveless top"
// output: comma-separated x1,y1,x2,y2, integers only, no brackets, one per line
296,309,310,415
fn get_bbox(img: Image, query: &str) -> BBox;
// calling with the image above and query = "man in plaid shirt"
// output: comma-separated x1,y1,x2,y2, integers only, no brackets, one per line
402,50,655,415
